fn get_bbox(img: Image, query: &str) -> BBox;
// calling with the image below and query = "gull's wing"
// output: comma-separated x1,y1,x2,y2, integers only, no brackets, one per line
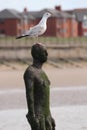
16,24,46,39
26,25,45,36
16,25,44,39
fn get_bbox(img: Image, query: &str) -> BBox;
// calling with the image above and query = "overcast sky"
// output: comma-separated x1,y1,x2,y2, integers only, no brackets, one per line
0,0,87,11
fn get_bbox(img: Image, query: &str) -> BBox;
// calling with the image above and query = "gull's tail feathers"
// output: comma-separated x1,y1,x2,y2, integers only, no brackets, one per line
16,34,29,39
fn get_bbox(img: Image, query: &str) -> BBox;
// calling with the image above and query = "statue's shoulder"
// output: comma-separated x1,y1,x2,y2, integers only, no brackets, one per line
26,65,35,72
23,65,35,79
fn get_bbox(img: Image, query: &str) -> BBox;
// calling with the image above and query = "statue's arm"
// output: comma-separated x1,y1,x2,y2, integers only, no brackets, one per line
24,70,35,117
24,70,40,129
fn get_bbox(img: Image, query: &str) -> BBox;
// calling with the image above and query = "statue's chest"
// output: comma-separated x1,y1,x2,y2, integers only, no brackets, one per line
34,70,50,88
34,70,50,99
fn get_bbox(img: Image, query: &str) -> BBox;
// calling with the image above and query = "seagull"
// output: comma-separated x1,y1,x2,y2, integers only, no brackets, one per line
16,12,52,39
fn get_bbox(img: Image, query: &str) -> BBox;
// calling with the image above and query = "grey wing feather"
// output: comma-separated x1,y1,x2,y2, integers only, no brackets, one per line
26,25,45,36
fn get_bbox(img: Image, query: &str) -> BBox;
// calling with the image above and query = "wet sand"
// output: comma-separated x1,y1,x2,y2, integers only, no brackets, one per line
0,63,87,89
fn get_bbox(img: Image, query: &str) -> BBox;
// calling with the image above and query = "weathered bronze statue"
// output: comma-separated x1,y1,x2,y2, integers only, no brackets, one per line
24,43,55,130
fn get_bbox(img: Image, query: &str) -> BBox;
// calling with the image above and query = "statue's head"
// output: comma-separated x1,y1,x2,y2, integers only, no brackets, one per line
31,43,48,63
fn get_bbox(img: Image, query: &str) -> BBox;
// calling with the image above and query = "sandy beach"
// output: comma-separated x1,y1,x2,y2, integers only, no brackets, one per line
0,63,87,130
0,63,87,89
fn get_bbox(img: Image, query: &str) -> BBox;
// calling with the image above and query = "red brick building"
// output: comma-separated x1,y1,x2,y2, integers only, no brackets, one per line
0,6,86,38
66,8,87,37
0,9,20,36
0,9,34,36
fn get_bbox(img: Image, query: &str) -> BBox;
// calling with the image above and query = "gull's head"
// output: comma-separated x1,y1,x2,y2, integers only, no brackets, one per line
43,12,52,18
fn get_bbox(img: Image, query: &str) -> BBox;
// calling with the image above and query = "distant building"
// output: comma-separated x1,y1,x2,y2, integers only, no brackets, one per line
0,8,34,36
0,9,21,36
0,6,87,37
66,8,87,37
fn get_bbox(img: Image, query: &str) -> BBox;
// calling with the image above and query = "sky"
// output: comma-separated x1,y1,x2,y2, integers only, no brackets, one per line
0,0,87,12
